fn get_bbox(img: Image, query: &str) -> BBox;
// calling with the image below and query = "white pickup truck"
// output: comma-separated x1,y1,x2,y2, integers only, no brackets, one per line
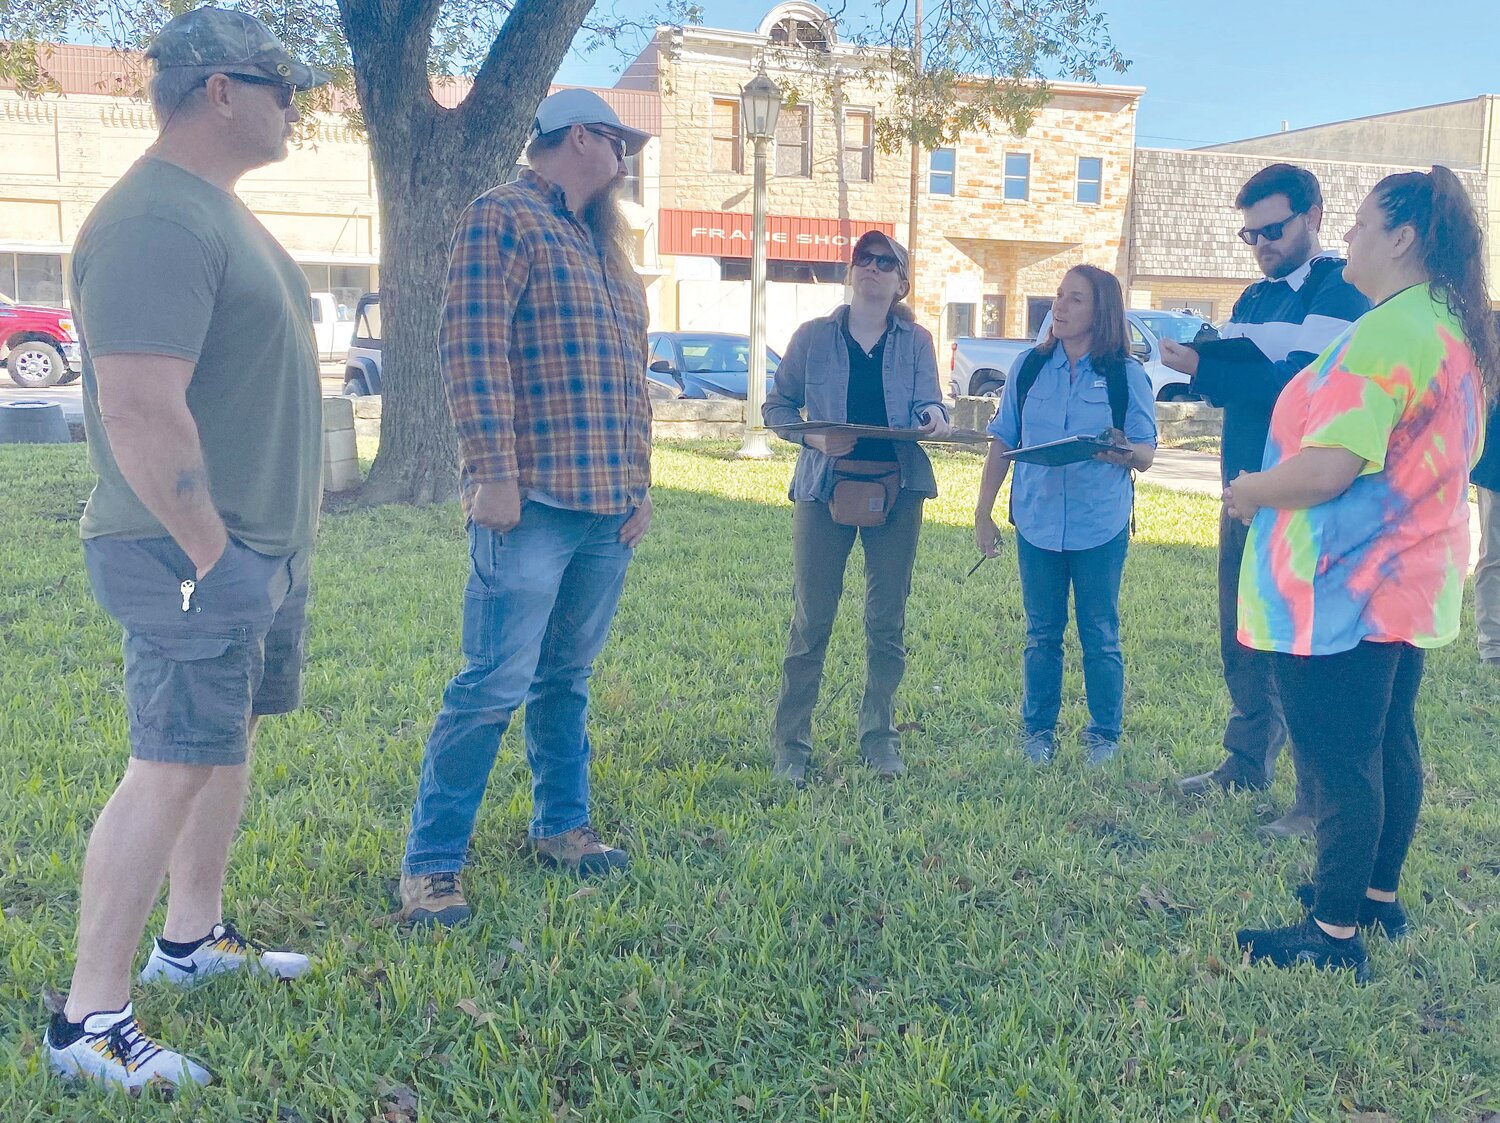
950,309,1215,402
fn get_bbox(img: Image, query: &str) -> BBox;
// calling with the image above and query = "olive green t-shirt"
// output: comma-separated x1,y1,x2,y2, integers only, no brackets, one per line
75,157,321,554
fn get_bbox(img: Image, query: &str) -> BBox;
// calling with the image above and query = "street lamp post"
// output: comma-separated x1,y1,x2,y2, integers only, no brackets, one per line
738,70,781,459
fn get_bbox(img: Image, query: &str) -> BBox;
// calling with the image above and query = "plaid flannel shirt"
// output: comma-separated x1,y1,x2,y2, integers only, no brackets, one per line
440,170,651,515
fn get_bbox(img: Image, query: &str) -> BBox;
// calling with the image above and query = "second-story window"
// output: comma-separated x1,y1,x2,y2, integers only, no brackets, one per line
775,104,812,177
1076,156,1102,204
842,109,873,182
711,98,743,174
1004,152,1030,201
929,147,955,195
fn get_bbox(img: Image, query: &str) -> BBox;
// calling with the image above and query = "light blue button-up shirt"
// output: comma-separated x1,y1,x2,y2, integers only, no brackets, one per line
987,347,1158,552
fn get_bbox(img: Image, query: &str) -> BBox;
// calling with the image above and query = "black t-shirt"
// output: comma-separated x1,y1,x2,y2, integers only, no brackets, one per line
843,322,895,461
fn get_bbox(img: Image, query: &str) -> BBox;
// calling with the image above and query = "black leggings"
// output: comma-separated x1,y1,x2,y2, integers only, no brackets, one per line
1271,642,1425,928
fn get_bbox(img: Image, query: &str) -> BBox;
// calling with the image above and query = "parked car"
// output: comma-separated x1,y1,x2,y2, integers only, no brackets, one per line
1,292,81,389
647,331,780,401
341,292,382,397
950,308,1215,402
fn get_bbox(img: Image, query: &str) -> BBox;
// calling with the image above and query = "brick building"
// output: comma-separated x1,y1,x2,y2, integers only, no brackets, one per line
621,1,1143,354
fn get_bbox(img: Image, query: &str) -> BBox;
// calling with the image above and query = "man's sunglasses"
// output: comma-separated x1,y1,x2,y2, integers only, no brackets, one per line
199,72,298,109
852,250,900,273
585,127,626,161
1237,212,1304,246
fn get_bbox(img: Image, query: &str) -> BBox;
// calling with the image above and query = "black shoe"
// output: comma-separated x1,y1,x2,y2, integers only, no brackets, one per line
1292,884,1411,940
1236,915,1370,982
1178,760,1269,796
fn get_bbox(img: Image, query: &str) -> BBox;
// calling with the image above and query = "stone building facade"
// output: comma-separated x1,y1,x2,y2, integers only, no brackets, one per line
622,1,1142,355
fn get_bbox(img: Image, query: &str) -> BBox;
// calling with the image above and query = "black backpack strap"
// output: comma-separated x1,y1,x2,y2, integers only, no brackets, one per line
1013,346,1048,448
1007,347,1049,527
1102,358,1135,536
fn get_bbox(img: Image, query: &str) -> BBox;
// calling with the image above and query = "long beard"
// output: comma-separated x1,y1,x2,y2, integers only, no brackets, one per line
582,180,631,266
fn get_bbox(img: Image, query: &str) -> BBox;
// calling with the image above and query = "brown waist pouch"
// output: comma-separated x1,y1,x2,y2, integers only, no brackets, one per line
828,458,900,526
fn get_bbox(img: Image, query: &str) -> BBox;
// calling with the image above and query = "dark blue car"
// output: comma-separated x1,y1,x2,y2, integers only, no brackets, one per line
646,331,780,401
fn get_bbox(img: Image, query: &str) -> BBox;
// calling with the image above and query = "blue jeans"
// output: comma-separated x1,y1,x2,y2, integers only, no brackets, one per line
1016,527,1128,741
403,502,633,875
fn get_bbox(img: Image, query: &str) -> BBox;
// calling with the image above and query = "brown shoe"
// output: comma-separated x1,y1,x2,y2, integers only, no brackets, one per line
532,825,630,878
399,871,472,927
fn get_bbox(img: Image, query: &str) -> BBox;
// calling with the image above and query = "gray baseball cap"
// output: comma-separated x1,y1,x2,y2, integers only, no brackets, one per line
853,230,910,278
531,88,651,156
145,7,332,91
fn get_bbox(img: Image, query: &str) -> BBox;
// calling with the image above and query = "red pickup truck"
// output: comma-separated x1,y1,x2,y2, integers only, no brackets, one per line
1,293,81,388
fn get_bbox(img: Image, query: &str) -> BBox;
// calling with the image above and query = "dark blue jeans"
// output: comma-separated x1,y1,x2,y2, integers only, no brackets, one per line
403,502,633,875
1016,526,1129,741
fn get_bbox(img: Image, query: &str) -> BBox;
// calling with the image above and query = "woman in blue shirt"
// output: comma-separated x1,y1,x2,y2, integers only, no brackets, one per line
973,265,1158,766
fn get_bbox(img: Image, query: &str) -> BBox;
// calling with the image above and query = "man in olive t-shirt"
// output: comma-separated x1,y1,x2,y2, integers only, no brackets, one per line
44,8,330,1093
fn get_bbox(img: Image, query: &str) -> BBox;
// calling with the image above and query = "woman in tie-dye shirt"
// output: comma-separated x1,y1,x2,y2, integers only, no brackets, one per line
1221,166,1498,981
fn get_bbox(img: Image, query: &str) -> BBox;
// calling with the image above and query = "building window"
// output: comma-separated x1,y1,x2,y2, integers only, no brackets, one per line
775,105,811,178
299,264,374,320
721,258,847,283
711,98,743,174
842,110,873,182
1004,153,1031,201
929,148,955,195
946,302,975,340
1076,156,1102,204
0,252,66,307
622,150,643,204
1026,295,1052,337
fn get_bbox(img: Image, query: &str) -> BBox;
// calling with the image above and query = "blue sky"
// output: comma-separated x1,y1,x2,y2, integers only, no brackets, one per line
554,0,1500,149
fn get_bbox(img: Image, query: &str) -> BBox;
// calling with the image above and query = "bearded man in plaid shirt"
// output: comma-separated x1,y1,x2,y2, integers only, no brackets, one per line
399,90,654,926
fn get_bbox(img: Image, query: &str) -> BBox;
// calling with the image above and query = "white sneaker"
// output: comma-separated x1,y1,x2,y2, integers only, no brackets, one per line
138,921,311,987
46,1004,212,1090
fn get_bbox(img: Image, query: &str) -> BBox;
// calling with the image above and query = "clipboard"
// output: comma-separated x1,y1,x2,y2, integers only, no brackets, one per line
773,420,991,445
1000,433,1128,466
1190,336,1270,364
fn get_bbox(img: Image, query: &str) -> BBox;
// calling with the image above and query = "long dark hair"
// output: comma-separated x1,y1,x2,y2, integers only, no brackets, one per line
1372,165,1499,399
1037,264,1129,378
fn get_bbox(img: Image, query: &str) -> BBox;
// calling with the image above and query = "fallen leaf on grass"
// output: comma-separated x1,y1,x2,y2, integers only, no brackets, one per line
1346,1114,1397,1123
375,1078,419,1121
566,886,600,904
1202,955,1229,977
855,1021,882,1040
1139,884,1193,913
1190,831,1216,845
1446,892,1477,916
618,989,641,1012
1120,1056,1140,1083
41,987,65,1015
895,721,925,733
734,1095,755,1111
921,853,943,871
456,998,496,1027
812,1083,836,1096
1124,780,1160,796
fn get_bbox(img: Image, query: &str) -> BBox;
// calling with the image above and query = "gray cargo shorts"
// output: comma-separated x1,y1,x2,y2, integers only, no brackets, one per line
83,534,312,767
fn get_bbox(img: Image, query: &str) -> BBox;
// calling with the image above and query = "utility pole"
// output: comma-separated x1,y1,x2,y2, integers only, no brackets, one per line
905,0,923,301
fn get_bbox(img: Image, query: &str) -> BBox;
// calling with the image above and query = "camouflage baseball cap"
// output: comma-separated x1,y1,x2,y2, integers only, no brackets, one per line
145,7,332,91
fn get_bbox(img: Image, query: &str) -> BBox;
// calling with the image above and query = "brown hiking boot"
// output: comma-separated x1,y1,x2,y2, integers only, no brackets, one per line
532,825,630,878
399,871,472,927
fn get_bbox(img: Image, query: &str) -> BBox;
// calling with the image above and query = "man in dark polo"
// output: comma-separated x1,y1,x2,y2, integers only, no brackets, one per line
44,8,329,1090
1161,163,1369,838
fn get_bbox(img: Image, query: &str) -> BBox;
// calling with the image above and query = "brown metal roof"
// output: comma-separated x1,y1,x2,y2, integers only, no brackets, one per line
2,42,660,134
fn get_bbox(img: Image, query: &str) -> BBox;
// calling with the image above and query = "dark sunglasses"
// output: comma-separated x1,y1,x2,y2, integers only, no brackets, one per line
852,250,900,273
1237,211,1304,246
585,127,626,160
201,72,297,109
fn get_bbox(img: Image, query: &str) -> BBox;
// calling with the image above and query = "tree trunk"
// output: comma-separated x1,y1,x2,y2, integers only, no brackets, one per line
356,110,472,506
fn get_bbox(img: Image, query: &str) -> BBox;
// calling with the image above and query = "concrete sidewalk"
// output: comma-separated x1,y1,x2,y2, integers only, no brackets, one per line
1145,445,1481,569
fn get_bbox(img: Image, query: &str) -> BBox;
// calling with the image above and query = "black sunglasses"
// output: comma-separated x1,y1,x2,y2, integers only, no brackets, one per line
852,250,900,273
585,127,626,161
200,72,297,109
1237,211,1305,246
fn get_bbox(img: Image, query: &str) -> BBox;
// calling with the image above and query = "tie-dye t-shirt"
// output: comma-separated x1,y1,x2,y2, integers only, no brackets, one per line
1238,284,1484,656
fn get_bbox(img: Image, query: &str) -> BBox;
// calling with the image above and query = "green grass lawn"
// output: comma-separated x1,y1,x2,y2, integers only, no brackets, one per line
2,441,1497,1122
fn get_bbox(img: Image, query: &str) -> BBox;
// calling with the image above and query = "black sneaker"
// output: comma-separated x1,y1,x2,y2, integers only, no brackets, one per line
1177,759,1270,796
1292,884,1411,940
1236,915,1370,982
